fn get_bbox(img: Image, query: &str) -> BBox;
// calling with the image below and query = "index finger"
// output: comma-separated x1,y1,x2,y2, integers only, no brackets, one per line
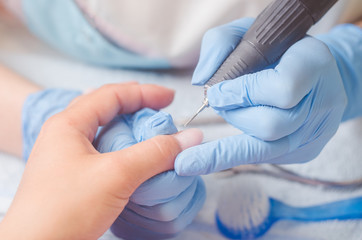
175,134,290,176
59,83,175,140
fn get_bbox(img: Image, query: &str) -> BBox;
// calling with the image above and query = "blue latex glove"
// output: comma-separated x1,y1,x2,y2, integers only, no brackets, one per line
175,18,362,176
93,108,206,240
22,88,81,160
317,24,362,121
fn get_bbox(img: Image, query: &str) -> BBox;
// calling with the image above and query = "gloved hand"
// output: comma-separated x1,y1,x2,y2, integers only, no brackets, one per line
93,108,206,240
175,18,362,176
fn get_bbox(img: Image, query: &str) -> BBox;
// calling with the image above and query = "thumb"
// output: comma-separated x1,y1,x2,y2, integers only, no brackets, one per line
105,128,203,193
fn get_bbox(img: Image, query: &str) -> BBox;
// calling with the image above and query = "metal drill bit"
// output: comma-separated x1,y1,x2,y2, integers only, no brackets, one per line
184,99,209,127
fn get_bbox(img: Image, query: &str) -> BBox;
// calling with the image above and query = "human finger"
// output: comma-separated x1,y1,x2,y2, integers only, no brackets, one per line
175,134,289,176
127,108,178,141
59,83,175,141
94,108,198,204
113,178,205,235
130,170,195,206
126,109,198,206
216,95,311,141
105,128,203,192
94,108,176,154
92,115,136,153
127,177,199,221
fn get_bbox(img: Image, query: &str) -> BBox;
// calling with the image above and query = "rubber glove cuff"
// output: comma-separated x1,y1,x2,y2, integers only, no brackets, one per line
22,89,81,160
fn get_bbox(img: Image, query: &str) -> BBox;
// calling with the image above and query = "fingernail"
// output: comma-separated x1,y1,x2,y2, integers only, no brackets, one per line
173,128,203,151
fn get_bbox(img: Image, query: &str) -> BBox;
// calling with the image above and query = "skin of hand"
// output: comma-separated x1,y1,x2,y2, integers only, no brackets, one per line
0,64,40,156
0,82,203,240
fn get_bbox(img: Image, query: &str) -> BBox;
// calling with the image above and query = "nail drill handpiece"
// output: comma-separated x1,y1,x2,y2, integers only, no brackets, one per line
184,0,338,127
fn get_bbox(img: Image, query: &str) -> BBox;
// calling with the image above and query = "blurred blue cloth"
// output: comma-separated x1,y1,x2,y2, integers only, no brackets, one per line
22,0,170,69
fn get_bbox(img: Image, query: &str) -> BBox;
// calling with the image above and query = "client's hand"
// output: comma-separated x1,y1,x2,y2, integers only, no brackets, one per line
94,108,206,239
0,83,202,240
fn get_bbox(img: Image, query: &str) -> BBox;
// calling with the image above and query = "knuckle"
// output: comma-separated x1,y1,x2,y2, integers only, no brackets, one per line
274,77,303,109
42,113,65,130
306,38,335,68
316,44,335,67
151,135,181,160
38,113,74,139
281,89,300,109
44,112,80,131
256,117,281,141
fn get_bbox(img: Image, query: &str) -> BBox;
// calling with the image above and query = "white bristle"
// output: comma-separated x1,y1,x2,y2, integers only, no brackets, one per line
217,180,270,235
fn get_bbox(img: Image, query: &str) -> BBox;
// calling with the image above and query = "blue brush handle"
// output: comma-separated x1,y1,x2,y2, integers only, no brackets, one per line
271,197,362,222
